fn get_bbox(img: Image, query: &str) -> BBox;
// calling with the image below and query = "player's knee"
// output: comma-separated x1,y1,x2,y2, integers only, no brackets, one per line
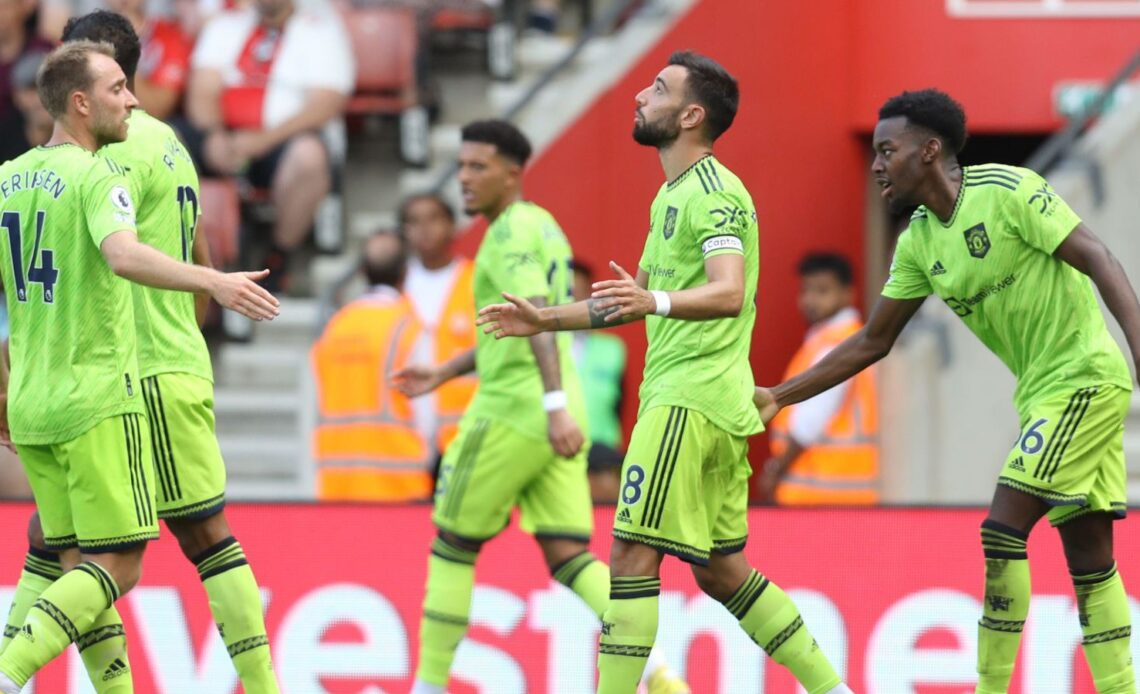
608,538,661,577
166,511,232,561
691,564,738,602
25,511,46,551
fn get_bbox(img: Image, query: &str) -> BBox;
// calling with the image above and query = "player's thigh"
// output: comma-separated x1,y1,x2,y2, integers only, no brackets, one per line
16,442,75,551
142,374,226,521
432,418,544,542
997,385,1130,527
708,431,752,557
614,406,714,566
519,441,592,542
58,413,159,553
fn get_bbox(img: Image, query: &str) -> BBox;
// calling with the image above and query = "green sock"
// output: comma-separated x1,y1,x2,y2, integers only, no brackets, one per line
0,561,119,688
77,607,132,692
415,537,477,687
0,548,62,655
194,537,279,694
1073,563,1135,694
730,570,840,694
552,551,610,618
976,520,1030,694
597,576,659,694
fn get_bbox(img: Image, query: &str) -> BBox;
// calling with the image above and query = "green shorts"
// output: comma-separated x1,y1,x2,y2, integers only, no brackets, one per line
18,413,159,552
998,384,1130,526
432,416,593,542
141,373,227,520
613,406,751,566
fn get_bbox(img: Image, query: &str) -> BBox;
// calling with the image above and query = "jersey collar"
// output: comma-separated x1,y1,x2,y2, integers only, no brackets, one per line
666,153,715,190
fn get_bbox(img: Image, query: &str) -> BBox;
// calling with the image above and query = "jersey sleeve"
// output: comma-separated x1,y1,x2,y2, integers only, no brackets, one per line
489,215,549,300
688,189,750,260
881,228,932,300
1007,170,1082,255
84,163,138,248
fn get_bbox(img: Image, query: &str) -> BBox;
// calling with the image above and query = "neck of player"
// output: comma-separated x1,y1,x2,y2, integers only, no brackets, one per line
925,161,963,223
47,120,99,153
658,138,713,183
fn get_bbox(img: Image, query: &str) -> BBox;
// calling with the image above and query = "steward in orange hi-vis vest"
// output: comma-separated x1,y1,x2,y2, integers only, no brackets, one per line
430,258,477,453
769,308,879,504
311,288,431,501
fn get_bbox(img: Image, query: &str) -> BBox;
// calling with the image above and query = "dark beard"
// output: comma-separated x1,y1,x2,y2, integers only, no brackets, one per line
632,119,679,148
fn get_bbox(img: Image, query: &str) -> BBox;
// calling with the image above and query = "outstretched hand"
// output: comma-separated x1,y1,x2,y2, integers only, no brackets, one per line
590,261,654,323
211,268,280,321
390,364,445,397
754,386,780,424
476,292,546,338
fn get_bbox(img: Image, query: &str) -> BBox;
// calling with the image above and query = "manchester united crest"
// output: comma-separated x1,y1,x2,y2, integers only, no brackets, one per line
963,223,990,259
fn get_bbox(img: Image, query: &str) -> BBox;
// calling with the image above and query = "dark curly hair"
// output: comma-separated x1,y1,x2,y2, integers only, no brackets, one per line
878,89,968,155
61,10,141,81
668,50,739,142
461,119,532,166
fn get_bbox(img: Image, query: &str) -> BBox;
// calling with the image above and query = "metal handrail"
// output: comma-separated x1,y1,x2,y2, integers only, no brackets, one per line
1025,49,1140,174
315,0,645,334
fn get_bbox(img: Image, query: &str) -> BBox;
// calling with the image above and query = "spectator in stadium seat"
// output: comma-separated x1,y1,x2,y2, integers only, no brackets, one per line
311,231,434,502
399,193,478,465
104,0,194,119
569,258,627,503
182,0,354,290
761,252,879,505
0,0,52,162
10,50,49,146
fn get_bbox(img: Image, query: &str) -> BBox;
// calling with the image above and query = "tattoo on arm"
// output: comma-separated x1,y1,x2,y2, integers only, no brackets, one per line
586,298,620,328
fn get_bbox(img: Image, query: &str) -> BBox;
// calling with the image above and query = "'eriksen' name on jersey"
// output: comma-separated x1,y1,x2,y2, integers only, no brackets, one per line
0,169,67,200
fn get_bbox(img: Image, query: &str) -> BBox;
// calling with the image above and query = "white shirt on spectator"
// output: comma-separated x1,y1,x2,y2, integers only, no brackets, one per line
405,257,462,459
191,5,354,156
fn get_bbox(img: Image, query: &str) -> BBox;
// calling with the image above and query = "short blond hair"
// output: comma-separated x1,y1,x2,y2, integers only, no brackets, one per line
36,40,117,119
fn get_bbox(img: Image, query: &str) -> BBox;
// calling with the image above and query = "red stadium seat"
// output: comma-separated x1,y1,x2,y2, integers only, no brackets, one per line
198,177,241,267
342,6,418,116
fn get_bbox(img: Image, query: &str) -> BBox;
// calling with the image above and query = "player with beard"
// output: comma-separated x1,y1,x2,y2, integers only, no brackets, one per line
395,119,689,694
477,51,851,694
752,89,1140,694
0,40,276,693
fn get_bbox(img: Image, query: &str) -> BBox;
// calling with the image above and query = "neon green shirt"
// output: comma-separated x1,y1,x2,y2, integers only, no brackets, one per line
638,155,762,437
466,200,586,437
102,110,211,381
882,164,1133,413
0,145,143,444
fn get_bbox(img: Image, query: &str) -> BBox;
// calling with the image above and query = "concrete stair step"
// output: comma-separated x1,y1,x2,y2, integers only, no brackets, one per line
213,390,302,439
219,436,305,478
215,344,307,390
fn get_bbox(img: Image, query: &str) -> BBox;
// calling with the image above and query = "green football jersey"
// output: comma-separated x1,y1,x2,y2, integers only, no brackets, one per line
0,145,143,445
466,200,586,437
102,110,211,382
638,155,761,437
882,164,1133,413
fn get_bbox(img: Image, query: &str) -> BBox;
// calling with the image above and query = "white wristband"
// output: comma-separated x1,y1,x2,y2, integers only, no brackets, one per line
543,390,568,412
651,290,671,317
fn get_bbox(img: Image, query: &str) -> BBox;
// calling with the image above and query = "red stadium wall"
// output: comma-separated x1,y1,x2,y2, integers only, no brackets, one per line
11,503,1138,692
456,0,1140,465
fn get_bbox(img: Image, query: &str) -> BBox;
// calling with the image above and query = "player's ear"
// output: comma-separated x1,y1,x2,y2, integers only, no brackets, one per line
680,103,706,133
921,136,943,164
71,89,90,117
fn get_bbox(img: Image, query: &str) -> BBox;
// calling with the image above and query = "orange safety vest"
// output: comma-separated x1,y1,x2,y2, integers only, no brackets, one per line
769,311,879,505
311,290,431,502
431,258,477,453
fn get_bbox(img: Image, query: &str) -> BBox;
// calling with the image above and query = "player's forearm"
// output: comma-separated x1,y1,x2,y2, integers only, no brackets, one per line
536,300,635,332
105,237,222,295
439,349,476,381
772,332,886,408
192,228,213,327
1087,249,1140,363
657,279,743,321
527,297,564,391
